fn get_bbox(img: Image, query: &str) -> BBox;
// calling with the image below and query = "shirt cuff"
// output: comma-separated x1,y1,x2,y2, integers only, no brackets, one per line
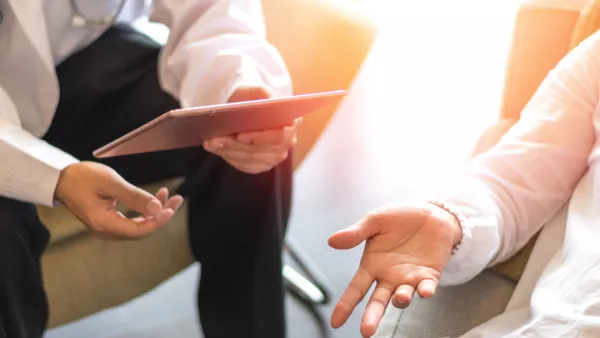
438,203,474,286
438,201,500,286
0,125,79,206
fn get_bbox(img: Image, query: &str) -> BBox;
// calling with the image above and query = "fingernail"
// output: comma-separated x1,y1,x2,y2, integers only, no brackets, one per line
172,196,184,210
212,142,224,150
156,209,174,223
205,140,224,151
146,199,162,215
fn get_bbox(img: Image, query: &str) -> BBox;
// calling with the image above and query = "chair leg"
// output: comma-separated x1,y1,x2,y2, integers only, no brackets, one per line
283,237,333,305
283,269,332,338
283,237,334,338
283,265,327,304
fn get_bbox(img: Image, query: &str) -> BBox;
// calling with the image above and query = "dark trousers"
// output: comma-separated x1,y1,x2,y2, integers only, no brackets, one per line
0,25,292,338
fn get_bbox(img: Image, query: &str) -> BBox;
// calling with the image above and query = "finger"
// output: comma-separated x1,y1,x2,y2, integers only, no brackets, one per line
105,212,154,239
205,137,260,154
164,195,184,211
101,176,164,216
224,137,287,152
237,124,296,146
361,283,394,338
220,135,294,154
218,148,288,166
416,279,438,299
226,160,273,175
203,137,230,152
331,267,373,329
116,211,146,224
95,211,163,241
228,86,275,103
391,284,415,309
328,217,380,250
156,187,169,205
95,208,174,239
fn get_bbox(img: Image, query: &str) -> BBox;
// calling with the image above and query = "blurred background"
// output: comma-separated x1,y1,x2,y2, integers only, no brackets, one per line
47,0,523,337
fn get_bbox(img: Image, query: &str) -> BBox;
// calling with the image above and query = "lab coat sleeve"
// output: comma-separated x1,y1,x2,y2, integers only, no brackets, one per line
149,0,292,107
0,86,78,206
438,29,600,286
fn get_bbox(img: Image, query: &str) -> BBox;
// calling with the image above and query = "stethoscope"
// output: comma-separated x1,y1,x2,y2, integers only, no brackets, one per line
0,1,126,27
69,0,127,28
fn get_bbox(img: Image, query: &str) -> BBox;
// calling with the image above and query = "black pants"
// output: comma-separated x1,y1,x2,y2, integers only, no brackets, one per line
0,25,292,338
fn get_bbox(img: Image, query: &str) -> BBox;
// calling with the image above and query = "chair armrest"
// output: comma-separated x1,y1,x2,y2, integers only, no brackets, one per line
263,0,377,168
499,4,580,120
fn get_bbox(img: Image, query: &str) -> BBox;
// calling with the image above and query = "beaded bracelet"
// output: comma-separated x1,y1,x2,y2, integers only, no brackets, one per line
428,200,466,255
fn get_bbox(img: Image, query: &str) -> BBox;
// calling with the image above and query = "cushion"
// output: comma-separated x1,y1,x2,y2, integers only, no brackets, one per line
570,0,600,49
490,233,539,282
374,270,516,338
43,202,193,327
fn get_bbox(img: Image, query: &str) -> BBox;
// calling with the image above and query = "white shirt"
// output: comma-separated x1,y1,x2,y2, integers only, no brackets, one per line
436,7,600,337
43,1,150,65
0,0,292,207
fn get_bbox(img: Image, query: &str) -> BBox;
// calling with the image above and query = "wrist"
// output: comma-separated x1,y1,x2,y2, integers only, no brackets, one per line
428,201,465,252
55,162,77,204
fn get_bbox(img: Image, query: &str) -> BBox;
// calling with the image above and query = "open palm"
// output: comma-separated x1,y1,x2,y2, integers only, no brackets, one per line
328,203,461,337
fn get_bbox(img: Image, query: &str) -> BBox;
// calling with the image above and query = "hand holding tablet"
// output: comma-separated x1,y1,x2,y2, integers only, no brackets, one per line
93,90,346,159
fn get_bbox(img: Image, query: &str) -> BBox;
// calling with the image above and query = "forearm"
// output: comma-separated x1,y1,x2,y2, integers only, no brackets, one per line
0,87,78,206
439,29,600,285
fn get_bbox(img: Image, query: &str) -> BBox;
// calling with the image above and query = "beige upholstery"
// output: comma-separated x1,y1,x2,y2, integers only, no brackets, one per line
571,0,600,49
40,180,191,327
375,271,516,338
498,3,582,121
41,0,377,328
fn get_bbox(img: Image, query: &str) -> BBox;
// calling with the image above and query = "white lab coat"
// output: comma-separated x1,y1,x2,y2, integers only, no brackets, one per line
0,0,292,207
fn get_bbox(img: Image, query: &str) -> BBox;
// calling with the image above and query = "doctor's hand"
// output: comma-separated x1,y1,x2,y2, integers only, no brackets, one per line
203,86,298,174
55,162,184,240
328,202,463,338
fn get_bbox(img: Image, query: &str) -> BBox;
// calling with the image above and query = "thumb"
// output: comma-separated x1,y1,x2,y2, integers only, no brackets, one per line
101,174,163,216
328,217,379,250
228,85,275,103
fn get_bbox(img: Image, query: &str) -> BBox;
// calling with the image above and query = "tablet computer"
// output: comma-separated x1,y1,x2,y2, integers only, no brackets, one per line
93,90,346,158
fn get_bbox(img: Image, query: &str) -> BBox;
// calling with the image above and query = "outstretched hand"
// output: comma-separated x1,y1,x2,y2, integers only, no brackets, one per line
55,162,183,240
328,202,462,337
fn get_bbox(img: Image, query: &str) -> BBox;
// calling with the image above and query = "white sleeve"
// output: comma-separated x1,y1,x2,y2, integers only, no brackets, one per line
150,0,292,107
0,86,78,206
438,29,600,286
